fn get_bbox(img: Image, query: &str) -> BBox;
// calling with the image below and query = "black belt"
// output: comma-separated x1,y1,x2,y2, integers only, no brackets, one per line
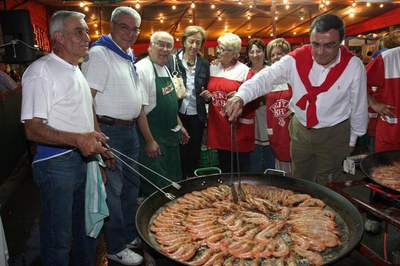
97,115,136,126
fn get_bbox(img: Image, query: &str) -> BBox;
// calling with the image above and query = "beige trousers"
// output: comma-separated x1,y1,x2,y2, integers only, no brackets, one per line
289,116,351,185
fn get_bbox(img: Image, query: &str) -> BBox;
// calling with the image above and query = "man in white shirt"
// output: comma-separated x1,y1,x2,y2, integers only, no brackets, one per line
226,14,368,185
81,6,143,266
21,11,109,266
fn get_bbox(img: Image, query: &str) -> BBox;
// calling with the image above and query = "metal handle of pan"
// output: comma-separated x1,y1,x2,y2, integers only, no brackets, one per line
110,147,181,190
264,168,286,176
365,184,400,200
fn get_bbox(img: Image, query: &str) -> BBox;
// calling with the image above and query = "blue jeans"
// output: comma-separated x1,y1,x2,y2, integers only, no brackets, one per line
33,150,96,266
249,144,275,173
100,123,141,254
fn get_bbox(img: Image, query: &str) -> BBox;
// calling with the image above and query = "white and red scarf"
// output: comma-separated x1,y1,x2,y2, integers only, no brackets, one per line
289,44,354,128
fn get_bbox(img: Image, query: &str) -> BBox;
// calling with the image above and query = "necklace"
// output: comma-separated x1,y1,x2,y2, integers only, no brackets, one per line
187,60,195,67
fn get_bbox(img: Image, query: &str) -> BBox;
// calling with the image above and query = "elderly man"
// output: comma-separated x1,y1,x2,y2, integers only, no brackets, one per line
21,11,109,266
81,6,143,266
226,14,368,185
136,31,189,197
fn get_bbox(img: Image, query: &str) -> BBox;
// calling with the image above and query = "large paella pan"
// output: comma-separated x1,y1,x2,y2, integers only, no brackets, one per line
136,173,364,265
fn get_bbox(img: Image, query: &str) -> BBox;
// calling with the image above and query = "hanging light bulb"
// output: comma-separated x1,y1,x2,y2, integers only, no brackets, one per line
218,15,222,21
172,5,176,10
238,0,243,5
248,35,251,39
160,17,164,23
379,3,384,8
79,1,84,7
349,12,355,18
191,1,195,8
352,1,356,7
94,23,98,27
189,18,193,23
300,16,304,20
366,2,371,7
270,33,273,37
249,4,253,8
247,14,251,20
84,6,89,12
326,1,330,5
135,1,140,9
211,4,215,9
285,4,290,9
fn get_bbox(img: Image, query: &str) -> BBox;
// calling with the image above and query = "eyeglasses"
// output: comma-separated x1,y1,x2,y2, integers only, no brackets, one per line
152,41,174,51
217,46,233,53
187,38,202,46
114,22,141,34
249,50,264,55
311,41,340,51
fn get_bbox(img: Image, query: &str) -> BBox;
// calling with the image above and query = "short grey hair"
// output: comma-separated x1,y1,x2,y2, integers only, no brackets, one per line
111,6,141,23
150,31,174,44
50,11,85,44
217,33,242,53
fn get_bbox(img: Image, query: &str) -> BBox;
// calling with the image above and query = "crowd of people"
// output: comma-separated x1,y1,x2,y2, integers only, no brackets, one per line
13,5,399,266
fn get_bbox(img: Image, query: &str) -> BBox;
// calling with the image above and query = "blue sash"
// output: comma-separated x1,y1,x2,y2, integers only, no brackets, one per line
33,144,73,164
91,35,136,62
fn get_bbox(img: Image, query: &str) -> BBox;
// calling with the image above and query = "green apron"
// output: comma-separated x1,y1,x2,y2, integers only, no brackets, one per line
139,62,182,197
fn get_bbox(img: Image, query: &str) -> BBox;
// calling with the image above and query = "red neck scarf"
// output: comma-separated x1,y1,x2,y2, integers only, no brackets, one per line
289,44,354,128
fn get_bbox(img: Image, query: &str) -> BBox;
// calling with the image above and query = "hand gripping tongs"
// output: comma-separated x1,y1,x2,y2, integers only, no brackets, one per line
101,142,180,200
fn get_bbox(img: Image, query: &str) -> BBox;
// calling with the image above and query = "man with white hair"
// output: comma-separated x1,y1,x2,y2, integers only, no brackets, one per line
81,6,143,265
21,11,109,266
136,31,189,197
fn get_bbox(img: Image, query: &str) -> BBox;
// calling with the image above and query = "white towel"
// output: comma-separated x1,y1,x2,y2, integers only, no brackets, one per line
85,154,109,238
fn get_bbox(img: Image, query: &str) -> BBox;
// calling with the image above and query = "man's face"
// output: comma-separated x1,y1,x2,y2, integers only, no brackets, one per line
57,16,90,64
149,36,174,66
110,14,141,51
310,29,341,67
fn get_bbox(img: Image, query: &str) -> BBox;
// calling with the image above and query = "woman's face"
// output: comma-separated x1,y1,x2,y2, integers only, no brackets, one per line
216,42,236,66
184,32,203,56
248,44,265,66
270,46,286,63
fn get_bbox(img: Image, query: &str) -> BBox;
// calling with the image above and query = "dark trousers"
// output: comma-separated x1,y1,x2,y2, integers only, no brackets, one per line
179,113,205,178
218,149,251,173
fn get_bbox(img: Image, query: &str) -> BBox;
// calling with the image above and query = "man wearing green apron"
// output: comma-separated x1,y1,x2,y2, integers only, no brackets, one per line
136,31,189,197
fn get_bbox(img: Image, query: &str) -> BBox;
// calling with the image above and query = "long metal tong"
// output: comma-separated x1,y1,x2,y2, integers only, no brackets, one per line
102,142,180,200
230,123,246,203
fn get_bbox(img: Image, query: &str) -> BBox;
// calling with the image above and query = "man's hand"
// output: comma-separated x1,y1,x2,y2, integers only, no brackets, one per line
368,94,396,118
75,131,108,157
373,102,395,118
225,95,244,122
146,140,161,158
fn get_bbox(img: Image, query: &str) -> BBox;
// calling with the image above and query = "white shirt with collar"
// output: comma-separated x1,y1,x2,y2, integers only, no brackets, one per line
178,51,197,115
236,47,368,146
81,34,142,120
